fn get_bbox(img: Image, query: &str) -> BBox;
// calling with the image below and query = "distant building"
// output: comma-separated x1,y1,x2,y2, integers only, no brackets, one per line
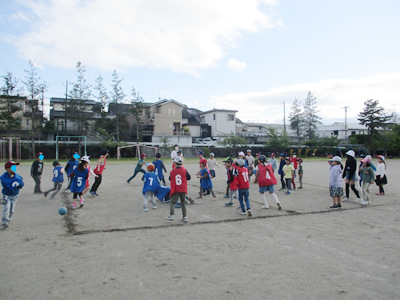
315,122,369,139
199,109,238,137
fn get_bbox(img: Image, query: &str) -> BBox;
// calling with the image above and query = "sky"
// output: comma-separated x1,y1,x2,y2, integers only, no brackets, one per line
1,0,400,124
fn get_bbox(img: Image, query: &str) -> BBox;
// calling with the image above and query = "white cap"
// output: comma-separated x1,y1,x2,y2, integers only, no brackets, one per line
174,156,183,165
237,159,246,166
81,155,90,163
247,149,251,153
377,155,385,161
330,156,342,162
346,150,355,157
238,151,245,156
210,153,215,156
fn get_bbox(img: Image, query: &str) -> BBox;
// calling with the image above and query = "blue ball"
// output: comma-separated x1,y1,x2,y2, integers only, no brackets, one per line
58,207,67,215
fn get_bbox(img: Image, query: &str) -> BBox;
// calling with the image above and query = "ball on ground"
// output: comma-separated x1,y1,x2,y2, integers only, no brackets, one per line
58,207,67,215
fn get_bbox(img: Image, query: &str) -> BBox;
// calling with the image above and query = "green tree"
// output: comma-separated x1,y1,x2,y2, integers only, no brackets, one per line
0,72,23,130
218,134,251,156
93,75,112,136
22,61,48,158
265,128,290,151
358,99,391,139
67,62,92,137
109,70,126,141
289,98,304,148
302,91,322,140
130,87,144,142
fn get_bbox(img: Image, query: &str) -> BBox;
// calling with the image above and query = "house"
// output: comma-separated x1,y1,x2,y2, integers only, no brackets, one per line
198,109,238,137
315,122,369,140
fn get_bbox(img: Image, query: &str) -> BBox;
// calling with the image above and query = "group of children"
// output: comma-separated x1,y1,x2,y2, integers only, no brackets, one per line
328,150,388,209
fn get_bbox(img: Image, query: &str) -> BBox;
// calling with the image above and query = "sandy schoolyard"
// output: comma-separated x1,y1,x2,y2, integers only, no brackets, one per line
1,158,399,299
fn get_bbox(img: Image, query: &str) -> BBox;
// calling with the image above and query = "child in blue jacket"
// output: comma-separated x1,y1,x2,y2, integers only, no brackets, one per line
1,161,24,228
142,163,160,211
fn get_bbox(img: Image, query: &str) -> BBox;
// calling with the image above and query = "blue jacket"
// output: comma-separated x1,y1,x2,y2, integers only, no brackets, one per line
278,159,286,175
142,172,160,195
200,168,213,189
52,166,64,182
1,172,24,196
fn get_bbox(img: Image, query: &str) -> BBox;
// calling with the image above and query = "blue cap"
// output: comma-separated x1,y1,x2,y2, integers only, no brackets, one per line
197,150,204,155
280,153,285,157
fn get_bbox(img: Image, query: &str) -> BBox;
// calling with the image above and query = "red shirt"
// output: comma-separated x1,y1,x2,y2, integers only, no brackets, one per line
227,168,239,191
236,166,250,189
170,166,188,195
290,157,298,170
93,155,107,175
257,164,277,187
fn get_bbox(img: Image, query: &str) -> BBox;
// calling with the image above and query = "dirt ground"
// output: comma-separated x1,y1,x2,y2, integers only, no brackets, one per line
1,158,399,299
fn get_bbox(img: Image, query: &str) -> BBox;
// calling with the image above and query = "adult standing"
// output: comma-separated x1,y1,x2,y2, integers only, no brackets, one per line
170,144,180,168
31,152,44,193
89,149,109,196
342,150,361,202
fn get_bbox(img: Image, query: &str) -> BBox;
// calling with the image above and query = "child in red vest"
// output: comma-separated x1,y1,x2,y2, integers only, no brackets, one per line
234,159,252,216
254,155,281,210
223,157,238,206
168,156,191,222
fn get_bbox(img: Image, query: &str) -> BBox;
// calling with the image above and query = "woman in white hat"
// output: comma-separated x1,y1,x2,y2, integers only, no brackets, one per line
342,150,361,202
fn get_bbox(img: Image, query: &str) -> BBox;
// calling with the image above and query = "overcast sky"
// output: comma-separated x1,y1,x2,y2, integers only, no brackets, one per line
1,0,399,124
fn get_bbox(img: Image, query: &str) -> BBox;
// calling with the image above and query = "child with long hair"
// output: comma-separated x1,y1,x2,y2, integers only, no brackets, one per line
359,158,375,205
329,156,344,209
375,155,387,195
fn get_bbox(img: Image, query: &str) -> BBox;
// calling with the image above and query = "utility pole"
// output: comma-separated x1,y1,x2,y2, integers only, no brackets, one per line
342,106,349,140
283,101,286,133
65,81,68,135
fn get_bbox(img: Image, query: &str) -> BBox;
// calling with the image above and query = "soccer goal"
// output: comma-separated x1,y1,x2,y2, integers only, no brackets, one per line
56,136,87,160
117,143,159,160
0,137,21,162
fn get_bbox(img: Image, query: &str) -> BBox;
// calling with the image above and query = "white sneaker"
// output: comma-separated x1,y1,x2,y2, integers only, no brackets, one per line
152,205,157,209
342,198,350,202
262,205,270,209
353,198,361,203
360,200,368,205
367,200,371,205
167,215,175,220
182,217,188,222
143,207,148,212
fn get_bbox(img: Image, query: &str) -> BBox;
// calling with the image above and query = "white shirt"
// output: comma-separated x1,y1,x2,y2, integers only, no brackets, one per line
375,162,385,177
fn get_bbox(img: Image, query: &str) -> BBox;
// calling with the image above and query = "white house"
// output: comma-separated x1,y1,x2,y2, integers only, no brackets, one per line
199,109,238,137
315,122,369,139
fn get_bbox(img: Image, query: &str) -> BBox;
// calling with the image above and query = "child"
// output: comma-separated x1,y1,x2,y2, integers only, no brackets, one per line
168,156,191,222
44,161,64,199
69,158,89,210
282,158,295,195
278,153,286,191
359,158,375,205
65,153,79,192
246,150,255,178
142,163,160,211
197,162,217,199
254,155,281,210
329,156,344,209
375,155,387,196
223,157,239,207
197,150,209,196
342,150,361,202
267,153,278,172
81,156,98,197
235,159,252,216
89,149,108,196
31,152,44,193
297,158,303,189
207,153,219,178
1,161,24,228
289,152,298,190
127,154,147,183
152,153,167,185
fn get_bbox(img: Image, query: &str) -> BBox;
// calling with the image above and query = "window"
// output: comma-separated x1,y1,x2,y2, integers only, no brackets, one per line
351,131,356,135
168,108,171,115
227,114,234,121
26,119,30,126
173,109,176,115
213,114,215,120
200,116,205,123
333,130,338,135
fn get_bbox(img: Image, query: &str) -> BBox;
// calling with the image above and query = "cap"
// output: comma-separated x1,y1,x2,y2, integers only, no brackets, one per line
346,150,355,157
146,163,155,171
81,155,91,163
174,156,183,165
377,155,385,161
223,157,233,163
247,149,251,153
366,155,372,160
255,153,260,156
270,152,276,157
197,150,204,155
237,159,245,166
5,161,20,170
140,153,147,158
177,150,182,154
52,161,60,167
285,157,291,161
359,154,366,158
210,153,215,156
361,158,371,163
297,158,303,163
280,153,285,157
200,158,208,165
330,156,342,162
37,152,43,157
238,151,245,156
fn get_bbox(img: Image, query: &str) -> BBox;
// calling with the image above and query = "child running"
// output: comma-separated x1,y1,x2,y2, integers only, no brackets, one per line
375,155,387,196
82,156,98,197
197,161,217,199
65,153,79,192
223,157,239,207
127,154,147,183
69,158,89,210
297,158,303,189
235,159,252,216
359,157,375,205
329,156,344,209
44,161,64,199
1,161,24,229
282,158,295,195
152,153,167,185
254,155,281,210
142,163,160,211
89,149,108,196
168,156,191,222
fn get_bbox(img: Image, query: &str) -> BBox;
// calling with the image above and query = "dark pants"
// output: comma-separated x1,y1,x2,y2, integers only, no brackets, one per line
90,174,102,193
45,182,63,198
280,173,286,189
127,169,145,182
32,175,42,193
67,174,74,190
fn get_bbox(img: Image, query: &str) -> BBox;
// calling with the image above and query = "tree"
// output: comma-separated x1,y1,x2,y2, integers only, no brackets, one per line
0,72,23,130
266,128,290,151
218,134,252,156
93,75,112,136
67,62,92,137
109,70,127,141
22,61,48,158
130,87,144,142
358,99,391,137
289,98,304,148
302,92,322,140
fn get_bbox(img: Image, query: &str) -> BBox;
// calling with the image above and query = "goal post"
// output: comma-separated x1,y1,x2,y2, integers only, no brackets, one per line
0,137,21,162
56,136,87,160
117,143,158,160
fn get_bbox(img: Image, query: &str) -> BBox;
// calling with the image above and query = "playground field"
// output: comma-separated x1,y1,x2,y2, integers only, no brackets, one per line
1,158,399,299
